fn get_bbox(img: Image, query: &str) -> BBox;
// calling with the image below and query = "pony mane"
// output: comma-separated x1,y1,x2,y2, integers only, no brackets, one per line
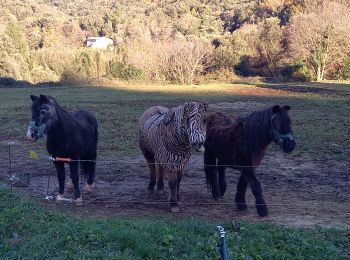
49,96,71,118
163,105,185,135
43,95,76,129
240,107,273,160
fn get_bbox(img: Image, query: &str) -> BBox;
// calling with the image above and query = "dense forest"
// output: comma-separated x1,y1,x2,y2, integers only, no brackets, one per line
1,0,350,84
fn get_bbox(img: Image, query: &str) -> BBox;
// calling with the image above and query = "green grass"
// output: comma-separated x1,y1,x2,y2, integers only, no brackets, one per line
0,82,349,160
0,188,349,259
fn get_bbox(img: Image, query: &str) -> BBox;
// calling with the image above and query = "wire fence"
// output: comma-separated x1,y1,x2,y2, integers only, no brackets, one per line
0,140,296,168
0,140,348,214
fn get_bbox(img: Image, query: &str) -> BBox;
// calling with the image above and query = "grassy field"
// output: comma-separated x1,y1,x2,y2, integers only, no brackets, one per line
0,188,349,259
0,81,349,258
0,81,349,160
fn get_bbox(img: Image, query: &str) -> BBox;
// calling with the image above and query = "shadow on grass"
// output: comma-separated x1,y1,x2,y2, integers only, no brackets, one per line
233,78,350,95
0,77,63,89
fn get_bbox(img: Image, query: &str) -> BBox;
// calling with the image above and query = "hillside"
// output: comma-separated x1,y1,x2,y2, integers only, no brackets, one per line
1,0,350,84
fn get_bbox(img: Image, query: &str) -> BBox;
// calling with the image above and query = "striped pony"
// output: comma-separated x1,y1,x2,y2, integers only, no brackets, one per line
139,102,207,212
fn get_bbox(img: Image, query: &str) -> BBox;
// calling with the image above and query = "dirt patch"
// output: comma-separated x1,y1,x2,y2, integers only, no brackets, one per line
1,142,349,229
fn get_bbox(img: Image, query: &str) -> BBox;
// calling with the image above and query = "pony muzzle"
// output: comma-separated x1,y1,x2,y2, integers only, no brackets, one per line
26,125,38,142
191,142,205,152
282,139,296,153
26,121,45,141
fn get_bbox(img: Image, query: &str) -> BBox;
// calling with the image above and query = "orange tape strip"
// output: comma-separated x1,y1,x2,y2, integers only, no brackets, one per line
55,157,71,162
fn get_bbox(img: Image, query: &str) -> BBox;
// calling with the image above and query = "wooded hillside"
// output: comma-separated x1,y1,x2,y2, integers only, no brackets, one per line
1,0,349,84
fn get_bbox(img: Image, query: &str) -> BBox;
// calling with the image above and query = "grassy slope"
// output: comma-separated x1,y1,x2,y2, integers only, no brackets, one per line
0,188,349,259
0,82,349,160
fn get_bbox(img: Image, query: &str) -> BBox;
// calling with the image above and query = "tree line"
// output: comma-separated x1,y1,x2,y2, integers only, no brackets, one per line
1,0,350,84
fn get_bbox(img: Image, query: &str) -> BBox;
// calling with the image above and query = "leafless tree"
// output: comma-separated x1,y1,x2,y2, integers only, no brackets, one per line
287,1,350,81
156,39,213,84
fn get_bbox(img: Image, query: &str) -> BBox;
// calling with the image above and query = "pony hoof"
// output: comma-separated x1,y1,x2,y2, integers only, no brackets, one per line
197,146,205,152
146,192,153,199
74,197,83,206
56,194,64,204
237,203,248,211
220,189,227,197
83,183,95,193
156,189,165,195
213,196,221,201
147,189,154,197
170,206,180,213
67,179,74,192
257,205,268,217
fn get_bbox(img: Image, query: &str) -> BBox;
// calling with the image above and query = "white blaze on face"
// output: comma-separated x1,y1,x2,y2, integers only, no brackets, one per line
197,145,205,153
26,122,35,141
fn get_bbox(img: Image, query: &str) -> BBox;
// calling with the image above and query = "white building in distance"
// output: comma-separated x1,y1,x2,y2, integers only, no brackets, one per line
86,37,113,49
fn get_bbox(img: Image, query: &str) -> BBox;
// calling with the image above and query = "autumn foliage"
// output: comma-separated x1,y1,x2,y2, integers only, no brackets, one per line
1,0,349,84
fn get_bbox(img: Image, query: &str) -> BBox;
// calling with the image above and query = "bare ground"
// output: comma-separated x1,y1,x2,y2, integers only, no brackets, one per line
1,141,349,229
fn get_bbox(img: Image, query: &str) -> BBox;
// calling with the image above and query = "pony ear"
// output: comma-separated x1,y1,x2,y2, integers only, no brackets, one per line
183,102,191,115
283,105,291,111
30,95,39,102
39,94,50,103
163,109,175,125
202,101,208,110
272,105,280,114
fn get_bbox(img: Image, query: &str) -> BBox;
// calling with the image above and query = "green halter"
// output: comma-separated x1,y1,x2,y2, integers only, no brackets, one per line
271,127,294,145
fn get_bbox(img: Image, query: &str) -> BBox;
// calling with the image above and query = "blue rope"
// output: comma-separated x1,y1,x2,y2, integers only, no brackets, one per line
217,226,229,260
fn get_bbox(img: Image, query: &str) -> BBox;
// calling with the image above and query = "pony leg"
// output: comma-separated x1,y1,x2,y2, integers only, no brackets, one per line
147,159,156,194
244,170,268,217
83,161,96,193
157,165,165,192
235,173,248,210
87,152,97,186
69,161,82,203
217,164,227,197
87,161,96,185
54,161,65,195
204,150,220,200
80,161,88,180
177,171,182,200
168,171,179,213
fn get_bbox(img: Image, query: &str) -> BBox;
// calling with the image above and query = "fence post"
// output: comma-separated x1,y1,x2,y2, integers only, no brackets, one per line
217,225,229,260
8,141,14,192
44,159,55,212
45,162,51,211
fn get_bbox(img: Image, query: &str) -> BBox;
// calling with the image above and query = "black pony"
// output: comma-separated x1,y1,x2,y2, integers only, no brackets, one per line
26,95,98,204
204,105,296,216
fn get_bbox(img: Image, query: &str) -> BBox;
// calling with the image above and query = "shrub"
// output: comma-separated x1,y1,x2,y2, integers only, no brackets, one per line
235,55,256,77
38,47,77,76
280,64,313,82
199,68,238,84
122,65,144,80
341,55,350,80
30,65,59,83
108,61,144,80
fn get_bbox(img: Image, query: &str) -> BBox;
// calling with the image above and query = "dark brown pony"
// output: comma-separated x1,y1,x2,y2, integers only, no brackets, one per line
204,105,296,216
